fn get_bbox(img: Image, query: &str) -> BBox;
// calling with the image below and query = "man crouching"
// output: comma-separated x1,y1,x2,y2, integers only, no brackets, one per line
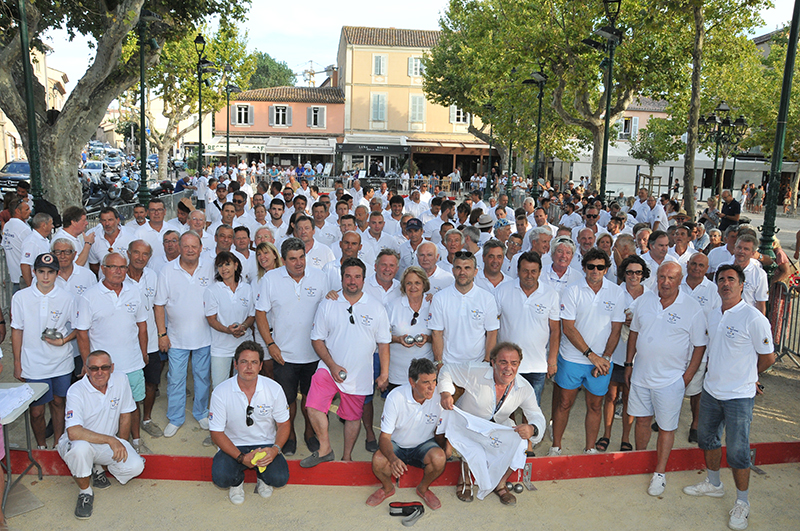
58,350,145,519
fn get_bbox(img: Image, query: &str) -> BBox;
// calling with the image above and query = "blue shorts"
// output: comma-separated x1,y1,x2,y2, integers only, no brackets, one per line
126,369,146,402
554,355,612,397
29,373,72,406
364,351,390,404
391,438,441,469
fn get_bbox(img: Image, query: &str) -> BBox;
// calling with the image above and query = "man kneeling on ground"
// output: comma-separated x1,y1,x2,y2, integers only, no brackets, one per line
210,341,290,505
366,358,447,510
58,350,145,519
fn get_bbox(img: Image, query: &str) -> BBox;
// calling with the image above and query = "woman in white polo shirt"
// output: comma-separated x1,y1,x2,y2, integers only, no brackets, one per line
388,267,434,390
252,242,282,377
204,252,255,389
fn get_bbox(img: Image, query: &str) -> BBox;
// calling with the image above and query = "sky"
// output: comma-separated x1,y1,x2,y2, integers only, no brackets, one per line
43,0,795,93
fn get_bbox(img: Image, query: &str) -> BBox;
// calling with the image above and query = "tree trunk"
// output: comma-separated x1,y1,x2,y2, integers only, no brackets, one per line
590,126,603,190
683,1,704,219
158,145,171,182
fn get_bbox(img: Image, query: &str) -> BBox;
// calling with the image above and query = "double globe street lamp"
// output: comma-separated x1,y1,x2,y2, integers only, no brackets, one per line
224,64,242,170
194,34,217,176
697,101,748,199
522,71,547,203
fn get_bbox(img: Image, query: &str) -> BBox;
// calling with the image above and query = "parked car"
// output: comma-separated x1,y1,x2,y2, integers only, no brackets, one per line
0,160,30,195
80,160,105,184
147,154,159,166
105,152,122,171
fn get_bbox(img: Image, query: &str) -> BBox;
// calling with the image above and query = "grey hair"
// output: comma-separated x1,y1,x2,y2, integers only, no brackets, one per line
101,251,128,267
444,228,465,245
128,239,152,254
31,212,52,230
528,226,552,244
51,237,74,250
550,236,576,257
214,224,234,237
462,225,480,244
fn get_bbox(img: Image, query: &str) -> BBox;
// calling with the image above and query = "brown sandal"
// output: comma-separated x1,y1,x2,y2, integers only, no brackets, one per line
456,460,474,502
494,487,517,506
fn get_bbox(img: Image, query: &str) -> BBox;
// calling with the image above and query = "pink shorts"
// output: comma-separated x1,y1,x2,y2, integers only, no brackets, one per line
306,369,365,421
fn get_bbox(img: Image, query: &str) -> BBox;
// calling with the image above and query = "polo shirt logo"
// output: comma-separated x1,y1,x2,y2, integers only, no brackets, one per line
667,312,680,324
603,301,616,311
489,436,502,448
256,404,271,416
75,284,88,295
109,398,119,409
125,302,138,313
208,412,214,421
49,310,62,322
199,277,209,286
304,287,318,297
696,295,709,305
66,410,73,419
145,287,155,298
534,303,546,315
360,314,374,326
239,297,249,307
725,326,739,339
425,413,437,424
470,309,484,320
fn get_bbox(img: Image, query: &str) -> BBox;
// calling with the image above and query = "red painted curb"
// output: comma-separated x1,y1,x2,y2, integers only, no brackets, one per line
11,441,799,486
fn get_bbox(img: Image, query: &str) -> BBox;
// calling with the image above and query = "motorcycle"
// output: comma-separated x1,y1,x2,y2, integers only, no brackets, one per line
149,180,174,198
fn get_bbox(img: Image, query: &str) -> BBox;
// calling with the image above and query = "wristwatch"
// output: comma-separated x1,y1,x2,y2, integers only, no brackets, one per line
236,452,245,464
602,355,612,363
624,362,633,368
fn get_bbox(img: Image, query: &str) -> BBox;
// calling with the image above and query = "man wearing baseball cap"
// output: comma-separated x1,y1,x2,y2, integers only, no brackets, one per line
11,253,78,448
398,218,425,276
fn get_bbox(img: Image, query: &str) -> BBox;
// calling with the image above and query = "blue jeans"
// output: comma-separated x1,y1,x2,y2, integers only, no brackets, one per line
166,346,211,426
520,372,546,406
697,389,754,470
212,444,289,488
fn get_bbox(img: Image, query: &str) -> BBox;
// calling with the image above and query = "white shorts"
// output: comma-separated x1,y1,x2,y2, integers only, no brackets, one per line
57,435,144,484
684,361,706,397
627,378,685,432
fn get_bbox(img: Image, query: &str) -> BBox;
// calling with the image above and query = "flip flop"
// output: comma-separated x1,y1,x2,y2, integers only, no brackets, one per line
416,488,441,510
401,506,424,527
389,501,423,517
366,487,395,507
595,437,610,452
620,441,633,452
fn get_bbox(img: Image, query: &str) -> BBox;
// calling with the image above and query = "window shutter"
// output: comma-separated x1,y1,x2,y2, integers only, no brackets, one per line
631,117,639,140
372,94,379,121
230,105,236,125
307,107,313,127
286,106,293,126
449,105,457,123
408,57,414,77
319,107,326,128
248,105,254,125
381,55,387,76
268,105,275,126
374,55,381,75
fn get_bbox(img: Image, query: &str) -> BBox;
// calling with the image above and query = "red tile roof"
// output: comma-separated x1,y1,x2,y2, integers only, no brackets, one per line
340,26,440,48
234,86,344,104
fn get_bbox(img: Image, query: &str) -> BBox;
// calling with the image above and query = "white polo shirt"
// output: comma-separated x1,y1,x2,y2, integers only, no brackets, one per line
727,259,769,307
611,289,640,366
135,222,171,265
88,230,133,266
629,291,707,389
363,231,400,255
539,263,579,299
704,301,773,400
153,258,214,350
559,277,626,365
363,274,402,306
209,375,290,447
256,266,328,364
426,266,455,295
438,363,545,437
641,252,678,290
231,249,258,285
77,282,148,374
707,245,734,273
388,297,433,385
20,231,51,268
124,268,159,354
380,384,442,449
64,371,136,435
310,293,391,395
428,284,499,365
313,222,340,248
680,277,722,317
164,218,189,235
11,284,76,379
398,240,423,277
204,280,255,358
495,281,560,374
2,218,32,282
305,240,334,270
53,227,86,255
267,220,289,242
474,271,509,293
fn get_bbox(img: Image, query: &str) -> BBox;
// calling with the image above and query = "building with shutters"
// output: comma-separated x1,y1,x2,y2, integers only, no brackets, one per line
335,26,494,180
211,85,345,171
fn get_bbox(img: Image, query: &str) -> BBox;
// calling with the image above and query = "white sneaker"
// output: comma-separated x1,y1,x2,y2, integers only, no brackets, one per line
163,423,180,438
255,479,273,499
228,482,245,505
728,500,750,530
584,448,599,455
683,478,725,498
648,473,666,496
547,446,562,456
132,440,152,455
197,417,209,430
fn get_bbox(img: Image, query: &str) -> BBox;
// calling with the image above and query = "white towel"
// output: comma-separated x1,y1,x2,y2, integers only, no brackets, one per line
0,384,35,420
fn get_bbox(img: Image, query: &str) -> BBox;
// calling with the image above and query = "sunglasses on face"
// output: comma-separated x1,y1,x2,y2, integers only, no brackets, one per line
585,263,607,271
625,269,643,276
87,364,112,372
454,251,474,259
585,214,598,219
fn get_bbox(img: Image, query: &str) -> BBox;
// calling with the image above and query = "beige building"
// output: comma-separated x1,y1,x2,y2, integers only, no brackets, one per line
336,26,493,179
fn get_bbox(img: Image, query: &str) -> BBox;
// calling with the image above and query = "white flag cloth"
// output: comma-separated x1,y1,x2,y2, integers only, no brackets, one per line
436,406,527,499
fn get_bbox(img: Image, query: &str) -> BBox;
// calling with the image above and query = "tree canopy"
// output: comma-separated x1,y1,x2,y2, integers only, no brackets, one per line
250,51,296,88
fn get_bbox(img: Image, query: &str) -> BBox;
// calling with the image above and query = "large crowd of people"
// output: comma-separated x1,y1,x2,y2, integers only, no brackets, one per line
1,166,794,530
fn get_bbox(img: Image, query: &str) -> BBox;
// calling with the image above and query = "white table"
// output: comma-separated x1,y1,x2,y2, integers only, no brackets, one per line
0,382,49,512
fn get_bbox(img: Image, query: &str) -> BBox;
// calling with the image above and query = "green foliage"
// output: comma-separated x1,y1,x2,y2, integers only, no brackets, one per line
628,118,685,176
249,51,296,88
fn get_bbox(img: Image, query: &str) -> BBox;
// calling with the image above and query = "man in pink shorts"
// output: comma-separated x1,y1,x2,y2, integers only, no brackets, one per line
300,257,391,467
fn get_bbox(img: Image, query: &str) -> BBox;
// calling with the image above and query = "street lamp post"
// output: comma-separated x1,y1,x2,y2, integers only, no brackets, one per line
16,0,42,201
697,101,748,199
483,102,495,202
523,71,548,204
226,81,242,171
194,34,217,177
137,10,161,205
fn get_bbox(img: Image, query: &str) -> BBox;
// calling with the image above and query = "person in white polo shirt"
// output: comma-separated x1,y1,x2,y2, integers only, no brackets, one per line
2,198,32,289
204,251,255,391
301,258,391,467
134,198,170,265
429,251,499,365
255,237,329,456
11,252,77,448
416,241,455,295
53,206,95,267
19,212,53,286
540,236,579,297
154,231,215,439
294,215,334,270
87,207,132,277
549,248,625,457
58,350,145,520
495,251,560,406
683,264,775,531
641,230,678,290
209,341,290,506
725,233,768,315
625,261,707,496
76,252,149,455
366,358,446,510
475,239,510,292
680,252,722,444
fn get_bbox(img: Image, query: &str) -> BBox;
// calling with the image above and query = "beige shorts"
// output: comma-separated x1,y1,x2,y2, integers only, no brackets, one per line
684,361,707,397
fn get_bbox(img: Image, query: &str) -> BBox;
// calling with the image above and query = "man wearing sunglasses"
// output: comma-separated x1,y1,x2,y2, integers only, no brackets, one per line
58,350,145,519
209,341,290,506
549,248,625,456
570,205,608,244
